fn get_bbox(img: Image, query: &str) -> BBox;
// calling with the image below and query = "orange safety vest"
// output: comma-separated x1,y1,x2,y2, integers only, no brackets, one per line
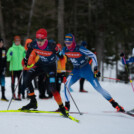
57,55,67,73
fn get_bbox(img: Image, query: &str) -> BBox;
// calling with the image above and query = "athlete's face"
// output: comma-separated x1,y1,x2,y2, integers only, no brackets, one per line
65,41,72,47
36,38,47,46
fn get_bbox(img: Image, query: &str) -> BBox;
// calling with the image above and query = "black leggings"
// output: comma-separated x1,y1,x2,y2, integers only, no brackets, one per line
56,73,64,93
23,63,57,95
11,70,22,95
21,70,34,97
79,78,85,90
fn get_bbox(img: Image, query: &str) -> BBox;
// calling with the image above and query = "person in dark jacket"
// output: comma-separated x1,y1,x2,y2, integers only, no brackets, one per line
0,38,8,101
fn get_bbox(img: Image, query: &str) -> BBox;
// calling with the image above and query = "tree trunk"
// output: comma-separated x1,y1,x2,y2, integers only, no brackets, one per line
74,0,77,36
58,0,64,45
96,31,104,69
115,43,118,82
101,59,104,81
0,0,6,47
27,0,36,38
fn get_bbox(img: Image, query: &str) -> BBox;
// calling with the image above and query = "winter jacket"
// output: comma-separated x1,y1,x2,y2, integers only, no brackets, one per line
121,57,134,65
0,47,7,74
24,39,32,51
7,43,26,71
23,38,33,70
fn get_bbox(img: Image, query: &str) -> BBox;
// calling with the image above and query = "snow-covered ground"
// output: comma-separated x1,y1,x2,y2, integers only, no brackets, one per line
0,77,134,134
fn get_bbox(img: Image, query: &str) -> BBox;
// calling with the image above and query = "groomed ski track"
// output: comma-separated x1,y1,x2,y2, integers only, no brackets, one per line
0,77,134,134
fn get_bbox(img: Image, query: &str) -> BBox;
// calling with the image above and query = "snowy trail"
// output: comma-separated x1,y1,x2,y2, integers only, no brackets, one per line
0,78,134,134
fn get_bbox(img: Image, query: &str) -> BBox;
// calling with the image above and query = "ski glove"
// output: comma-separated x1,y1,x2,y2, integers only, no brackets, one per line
63,76,67,83
120,53,125,57
55,46,60,53
94,66,101,78
10,51,13,56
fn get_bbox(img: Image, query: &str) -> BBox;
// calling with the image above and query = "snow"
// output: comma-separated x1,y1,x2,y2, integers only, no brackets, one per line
0,77,134,134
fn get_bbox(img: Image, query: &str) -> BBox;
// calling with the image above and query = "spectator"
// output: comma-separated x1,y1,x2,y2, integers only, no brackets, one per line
0,38,8,101
7,35,25,100
56,43,67,93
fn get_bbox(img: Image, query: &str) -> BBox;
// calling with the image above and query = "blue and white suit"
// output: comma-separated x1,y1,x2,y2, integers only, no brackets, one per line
62,45,112,102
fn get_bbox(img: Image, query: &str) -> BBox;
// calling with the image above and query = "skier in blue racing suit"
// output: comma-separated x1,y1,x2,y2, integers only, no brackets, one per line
62,33,125,112
120,49,134,64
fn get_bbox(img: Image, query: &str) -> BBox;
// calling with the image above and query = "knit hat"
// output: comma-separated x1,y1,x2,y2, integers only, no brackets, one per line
14,36,21,42
36,28,47,39
65,33,76,51
65,33,73,42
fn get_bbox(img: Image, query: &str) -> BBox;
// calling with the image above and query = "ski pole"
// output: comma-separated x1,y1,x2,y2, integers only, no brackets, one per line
64,80,82,115
7,70,23,110
102,76,125,82
122,56,134,92
11,56,14,96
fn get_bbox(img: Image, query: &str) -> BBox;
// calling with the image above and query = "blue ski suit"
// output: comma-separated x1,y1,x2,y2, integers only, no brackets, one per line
62,45,112,102
121,57,134,64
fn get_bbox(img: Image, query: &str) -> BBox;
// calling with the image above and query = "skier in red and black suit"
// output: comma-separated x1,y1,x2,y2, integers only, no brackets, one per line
20,28,68,117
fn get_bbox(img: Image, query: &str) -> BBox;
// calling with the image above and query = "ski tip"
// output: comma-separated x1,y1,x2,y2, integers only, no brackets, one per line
68,115,80,123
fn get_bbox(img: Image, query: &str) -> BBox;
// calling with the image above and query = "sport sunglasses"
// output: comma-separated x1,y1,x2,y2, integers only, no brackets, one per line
65,41,72,45
36,38,45,42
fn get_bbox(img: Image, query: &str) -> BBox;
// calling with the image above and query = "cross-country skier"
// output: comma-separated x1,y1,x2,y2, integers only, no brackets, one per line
62,33,125,112
120,48,134,64
19,28,68,117
0,38,8,101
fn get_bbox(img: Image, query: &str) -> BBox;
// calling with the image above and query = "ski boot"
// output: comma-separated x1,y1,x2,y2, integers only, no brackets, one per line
79,89,88,93
1,96,9,102
1,87,9,101
110,99,125,112
20,95,37,110
12,93,16,100
59,104,69,117
55,102,70,112
15,94,21,101
65,101,70,111
55,108,60,112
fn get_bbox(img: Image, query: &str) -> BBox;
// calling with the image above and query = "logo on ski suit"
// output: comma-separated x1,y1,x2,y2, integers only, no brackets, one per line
65,52,82,58
34,49,53,57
